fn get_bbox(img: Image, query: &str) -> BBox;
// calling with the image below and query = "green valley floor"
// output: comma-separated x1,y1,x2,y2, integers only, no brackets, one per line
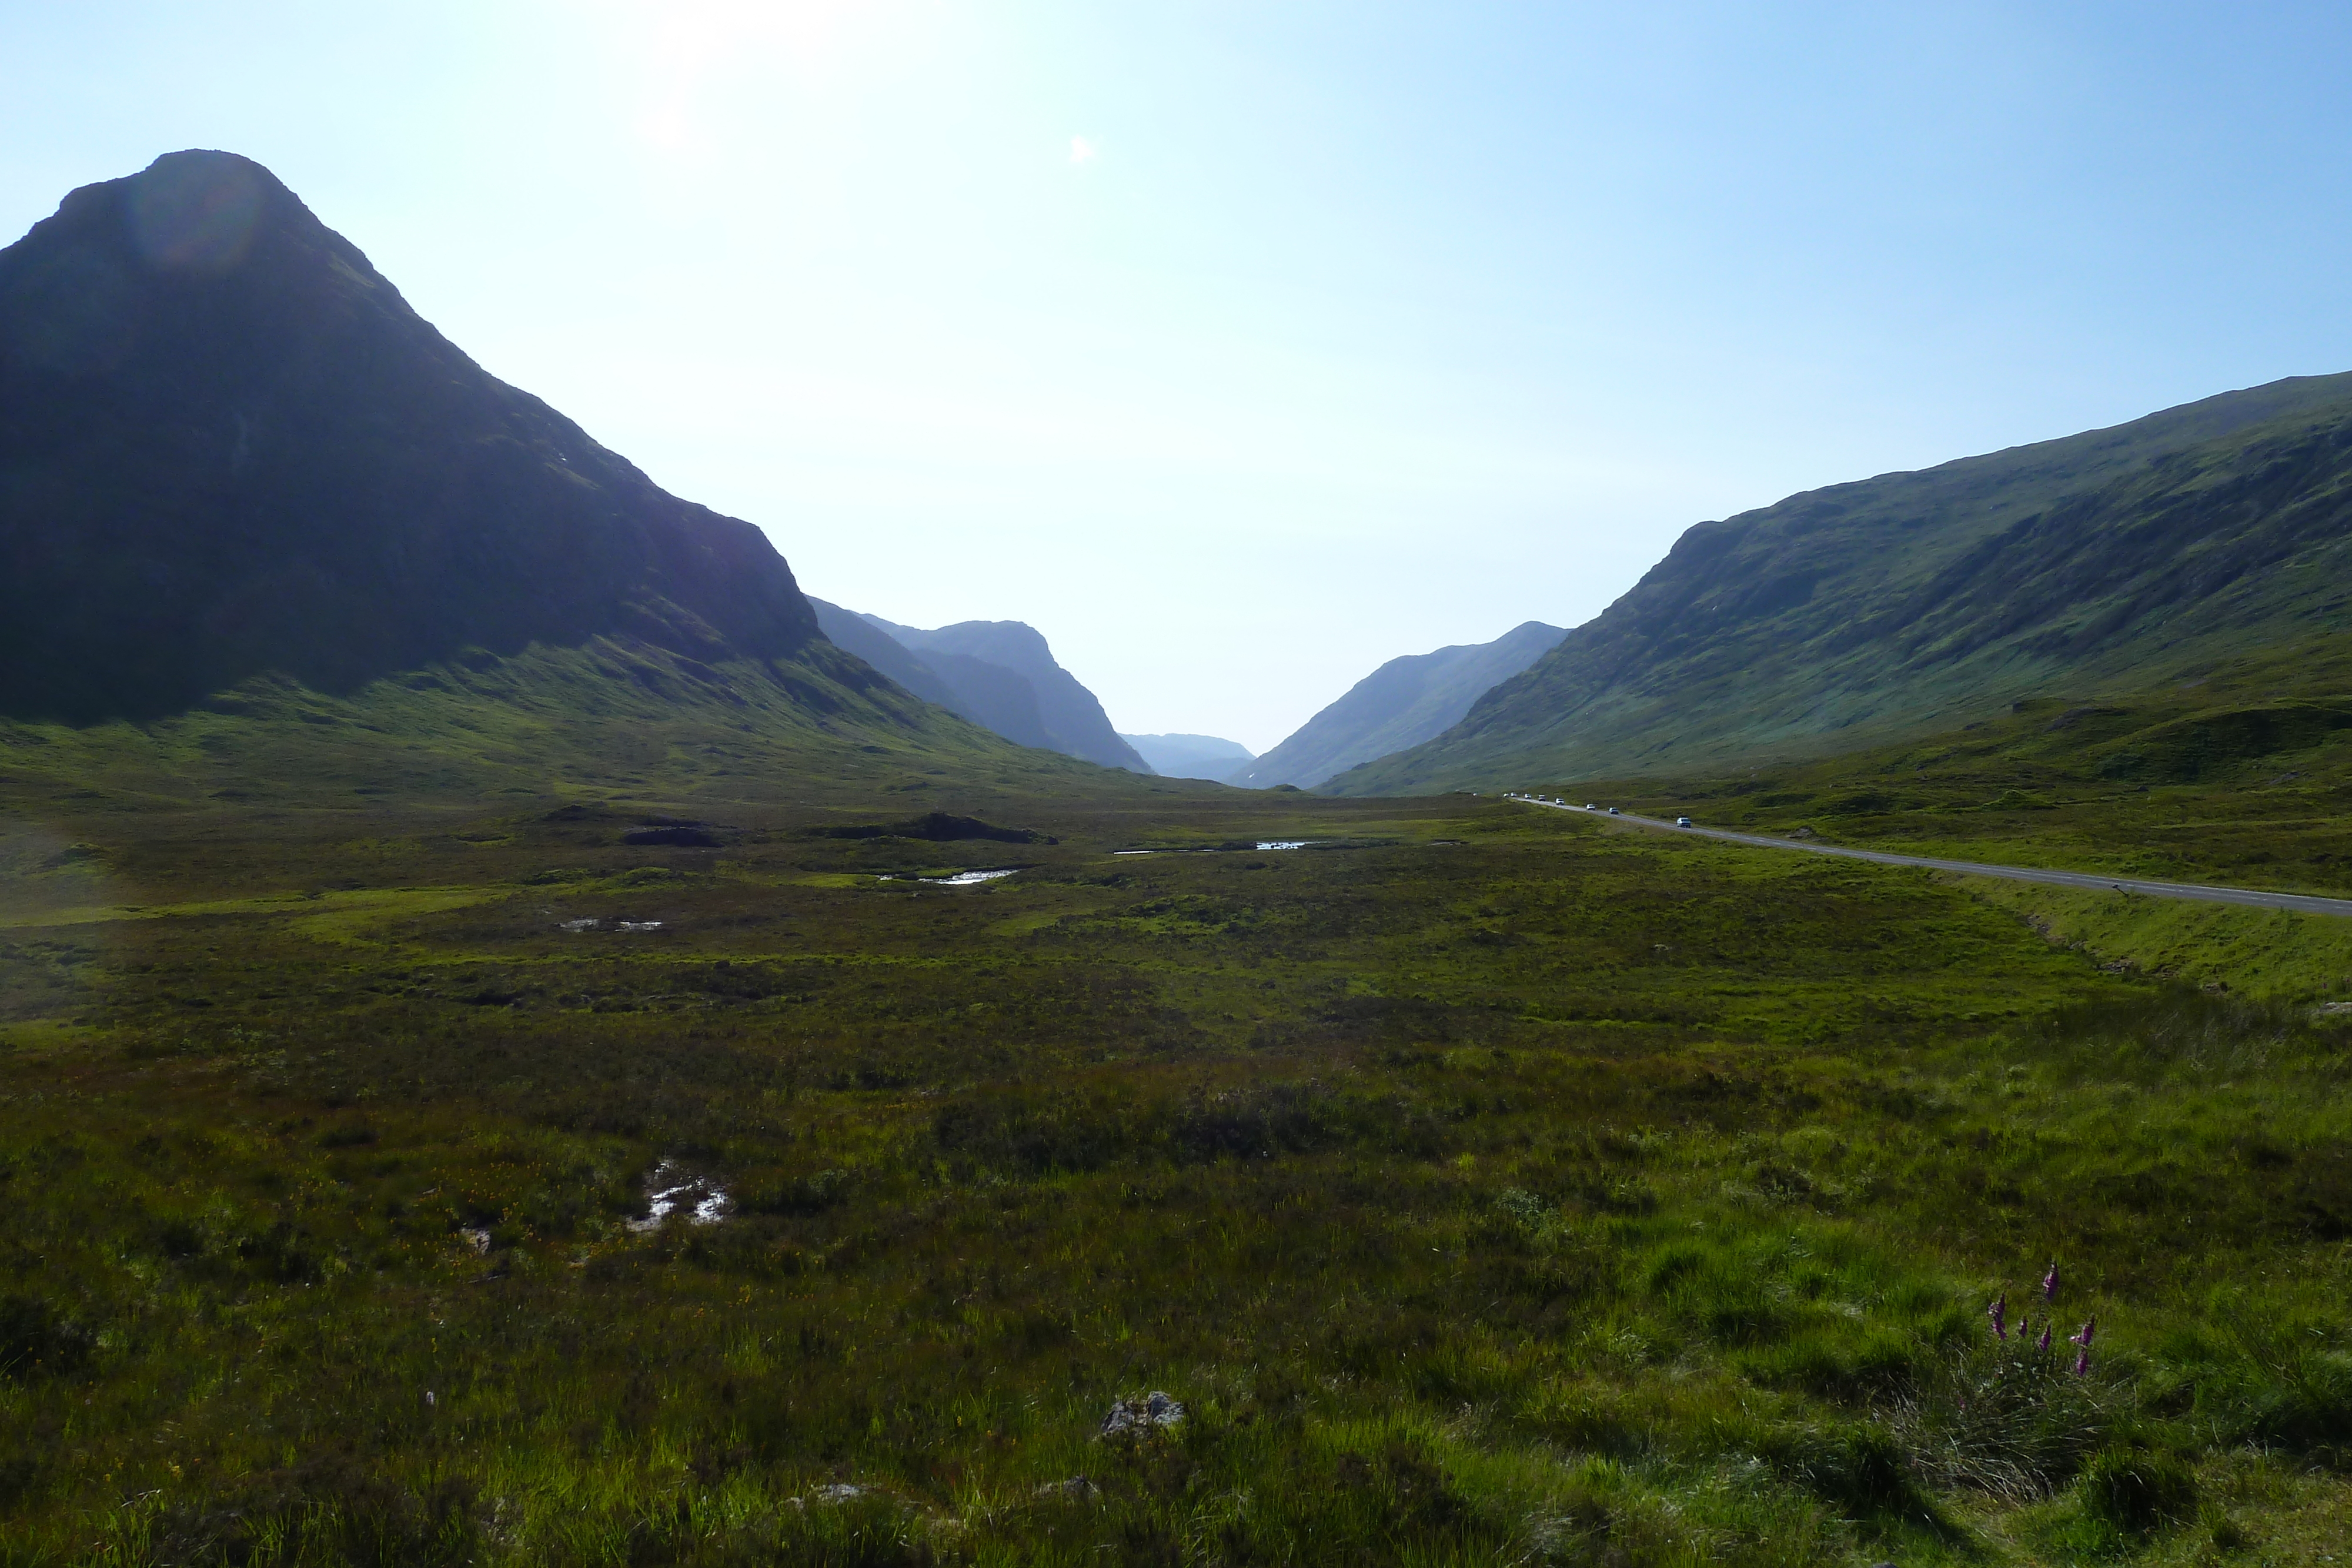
5,779,2352,1564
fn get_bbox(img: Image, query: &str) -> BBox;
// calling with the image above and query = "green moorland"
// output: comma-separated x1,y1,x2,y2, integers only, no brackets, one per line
1556,632,2352,997
8,673,2352,1564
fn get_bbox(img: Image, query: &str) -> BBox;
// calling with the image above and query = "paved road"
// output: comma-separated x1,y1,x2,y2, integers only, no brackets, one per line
1507,796,2352,919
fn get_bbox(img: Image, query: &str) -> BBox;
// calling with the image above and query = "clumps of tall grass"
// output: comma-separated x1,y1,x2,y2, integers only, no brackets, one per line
927,1078,1448,1180
2072,1445,2199,1539
1892,1262,2121,1503
2144,1287,2352,1461
2030,987,2341,1084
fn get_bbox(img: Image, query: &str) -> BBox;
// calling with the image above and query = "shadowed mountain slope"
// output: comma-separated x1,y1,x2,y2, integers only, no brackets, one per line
1332,373,2352,794
0,150,1130,805
808,597,1054,752
0,150,822,723
1241,620,1566,790
1122,733,1252,782
860,615,1151,773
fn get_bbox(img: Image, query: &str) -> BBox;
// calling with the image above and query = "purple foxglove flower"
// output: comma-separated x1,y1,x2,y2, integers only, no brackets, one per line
2073,1345,2091,1376
2036,1322,2052,1353
2042,1263,2060,1302
1989,1293,2008,1340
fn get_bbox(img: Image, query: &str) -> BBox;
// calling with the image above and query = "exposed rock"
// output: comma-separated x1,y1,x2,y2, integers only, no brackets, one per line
1100,1390,1184,1437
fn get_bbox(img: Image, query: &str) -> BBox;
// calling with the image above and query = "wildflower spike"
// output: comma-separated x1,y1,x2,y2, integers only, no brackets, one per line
2042,1262,2060,1302
1989,1292,2008,1340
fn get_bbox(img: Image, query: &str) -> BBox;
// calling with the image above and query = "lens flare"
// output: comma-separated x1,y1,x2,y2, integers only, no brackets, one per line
128,153,265,275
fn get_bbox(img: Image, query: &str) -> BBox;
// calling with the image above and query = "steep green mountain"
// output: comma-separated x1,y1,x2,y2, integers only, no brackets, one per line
1121,731,1253,781
0,150,1089,798
860,614,1152,773
1240,620,1566,789
1332,373,2352,794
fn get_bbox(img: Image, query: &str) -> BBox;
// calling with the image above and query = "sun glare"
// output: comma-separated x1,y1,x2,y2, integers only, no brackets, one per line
638,0,864,63
610,0,897,154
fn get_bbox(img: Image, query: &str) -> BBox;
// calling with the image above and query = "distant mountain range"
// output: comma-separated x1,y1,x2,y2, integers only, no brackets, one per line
1121,733,1253,782
28,155,2350,816
1332,373,2352,793
806,600,1148,772
1236,621,1566,789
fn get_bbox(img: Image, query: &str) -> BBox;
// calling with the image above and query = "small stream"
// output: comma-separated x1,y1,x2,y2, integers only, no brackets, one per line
626,1161,730,1232
1114,840,1321,857
878,868,1022,886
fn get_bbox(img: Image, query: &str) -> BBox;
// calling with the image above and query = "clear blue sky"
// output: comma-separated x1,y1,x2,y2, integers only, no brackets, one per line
7,2,2352,751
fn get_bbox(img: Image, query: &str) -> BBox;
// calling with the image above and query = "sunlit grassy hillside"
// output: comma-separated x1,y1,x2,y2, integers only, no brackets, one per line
0,634,1169,833
1337,373,2352,795
1561,631,2352,902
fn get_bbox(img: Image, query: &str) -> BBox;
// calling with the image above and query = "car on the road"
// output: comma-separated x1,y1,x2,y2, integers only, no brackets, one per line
1676,817,1692,827
1583,803,1594,810
1606,807,1621,815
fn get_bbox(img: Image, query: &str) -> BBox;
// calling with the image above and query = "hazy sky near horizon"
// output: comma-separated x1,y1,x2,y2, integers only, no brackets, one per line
7,4,2352,751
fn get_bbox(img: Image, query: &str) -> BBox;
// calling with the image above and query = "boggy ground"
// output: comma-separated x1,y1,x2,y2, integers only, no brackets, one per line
5,786,2352,1564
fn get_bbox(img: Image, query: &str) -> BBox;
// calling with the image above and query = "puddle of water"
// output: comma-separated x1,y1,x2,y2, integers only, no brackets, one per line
559,917,600,932
617,920,663,931
1116,841,1321,856
556,918,663,932
877,869,1021,886
626,1161,730,1232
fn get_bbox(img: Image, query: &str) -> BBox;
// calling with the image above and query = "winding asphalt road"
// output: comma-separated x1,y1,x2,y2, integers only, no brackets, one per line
1507,796,2352,919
